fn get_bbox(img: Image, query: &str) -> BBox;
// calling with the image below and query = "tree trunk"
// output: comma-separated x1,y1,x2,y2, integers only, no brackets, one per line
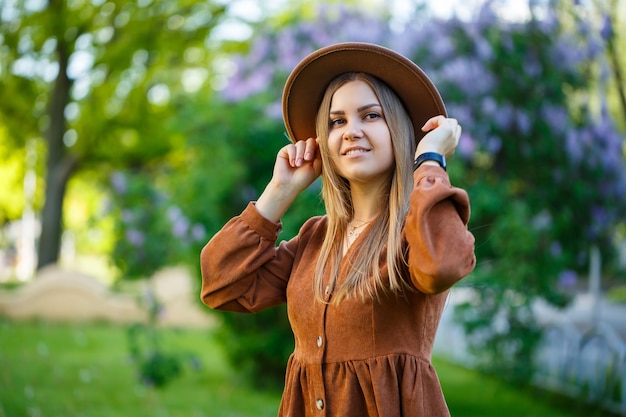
606,0,626,124
37,37,77,270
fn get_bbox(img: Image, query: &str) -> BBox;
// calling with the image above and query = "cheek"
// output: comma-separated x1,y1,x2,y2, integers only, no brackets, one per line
379,131,395,166
327,132,342,155
325,134,346,173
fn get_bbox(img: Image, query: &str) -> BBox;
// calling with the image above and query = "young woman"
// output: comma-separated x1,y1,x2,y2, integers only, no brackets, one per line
201,43,476,417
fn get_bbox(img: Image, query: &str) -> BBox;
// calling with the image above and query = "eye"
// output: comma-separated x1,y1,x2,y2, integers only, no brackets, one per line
329,118,345,128
364,112,382,121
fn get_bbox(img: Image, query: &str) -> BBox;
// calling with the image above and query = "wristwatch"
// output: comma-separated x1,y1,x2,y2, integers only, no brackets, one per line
413,152,447,171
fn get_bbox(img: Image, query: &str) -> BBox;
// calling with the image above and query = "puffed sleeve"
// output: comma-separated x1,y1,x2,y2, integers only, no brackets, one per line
200,202,298,313
405,165,476,294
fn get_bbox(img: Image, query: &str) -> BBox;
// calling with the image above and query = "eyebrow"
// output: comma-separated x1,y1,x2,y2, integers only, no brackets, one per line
329,103,381,115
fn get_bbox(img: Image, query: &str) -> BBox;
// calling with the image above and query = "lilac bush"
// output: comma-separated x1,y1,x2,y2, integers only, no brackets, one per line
214,0,625,382
106,170,206,281
222,1,625,261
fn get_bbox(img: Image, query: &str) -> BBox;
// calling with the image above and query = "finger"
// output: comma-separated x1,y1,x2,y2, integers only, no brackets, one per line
296,140,312,166
448,120,460,143
421,115,446,132
445,118,458,137
304,137,317,161
283,144,297,167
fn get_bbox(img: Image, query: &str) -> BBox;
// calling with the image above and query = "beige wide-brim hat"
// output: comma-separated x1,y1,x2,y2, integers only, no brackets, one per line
282,42,446,144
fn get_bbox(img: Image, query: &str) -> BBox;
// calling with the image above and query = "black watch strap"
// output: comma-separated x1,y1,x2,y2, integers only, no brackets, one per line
413,152,447,171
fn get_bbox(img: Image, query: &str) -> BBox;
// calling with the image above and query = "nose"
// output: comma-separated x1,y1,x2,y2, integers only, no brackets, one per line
342,119,363,141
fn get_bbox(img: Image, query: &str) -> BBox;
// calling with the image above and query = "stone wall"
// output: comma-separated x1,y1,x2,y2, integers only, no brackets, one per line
0,265,214,328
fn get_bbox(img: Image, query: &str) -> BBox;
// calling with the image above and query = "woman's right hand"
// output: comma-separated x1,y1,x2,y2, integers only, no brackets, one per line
256,137,322,222
272,137,322,193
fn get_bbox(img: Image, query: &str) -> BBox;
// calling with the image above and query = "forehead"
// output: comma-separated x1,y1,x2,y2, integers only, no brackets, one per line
329,80,379,109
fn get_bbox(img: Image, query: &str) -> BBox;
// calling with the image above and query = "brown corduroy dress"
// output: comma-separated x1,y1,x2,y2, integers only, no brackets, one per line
200,165,476,416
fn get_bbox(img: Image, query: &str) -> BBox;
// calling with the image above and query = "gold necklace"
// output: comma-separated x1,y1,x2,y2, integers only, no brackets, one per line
347,219,372,237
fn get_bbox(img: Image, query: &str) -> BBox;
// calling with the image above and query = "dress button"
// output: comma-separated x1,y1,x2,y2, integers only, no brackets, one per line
317,336,323,347
316,398,324,410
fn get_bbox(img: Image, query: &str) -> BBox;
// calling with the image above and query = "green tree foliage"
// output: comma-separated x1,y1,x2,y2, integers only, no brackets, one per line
104,90,323,386
0,0,226,269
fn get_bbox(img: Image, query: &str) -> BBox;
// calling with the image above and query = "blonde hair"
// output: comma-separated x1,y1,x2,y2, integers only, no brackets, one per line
313,72,416,303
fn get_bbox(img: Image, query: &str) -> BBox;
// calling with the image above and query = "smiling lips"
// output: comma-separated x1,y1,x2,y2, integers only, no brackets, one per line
342,147,371,156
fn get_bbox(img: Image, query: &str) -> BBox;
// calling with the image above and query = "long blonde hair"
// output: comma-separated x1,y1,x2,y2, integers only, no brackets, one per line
313,72,416,303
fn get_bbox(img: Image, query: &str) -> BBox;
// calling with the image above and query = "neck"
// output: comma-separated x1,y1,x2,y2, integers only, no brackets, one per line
349,182,386,223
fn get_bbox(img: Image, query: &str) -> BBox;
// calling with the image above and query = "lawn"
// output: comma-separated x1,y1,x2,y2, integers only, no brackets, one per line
0,319,601,417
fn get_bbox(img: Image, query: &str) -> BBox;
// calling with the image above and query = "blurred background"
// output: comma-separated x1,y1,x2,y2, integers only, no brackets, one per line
0,0,625,416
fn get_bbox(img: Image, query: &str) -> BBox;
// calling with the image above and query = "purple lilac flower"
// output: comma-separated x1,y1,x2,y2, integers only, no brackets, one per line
265,100,282,120
537,6,558,34
464,21,493,61
523,57,542,78
121,209,134,223
423,27,455,61
172,216,190,238
447,104,473,126
476,2,498,27
587,206,611,239
166,205,183,222
550,241,562,257
276,28,304,72
336,14,387,45
485,135,502,154
126,229,145,247
439,57,494,96
585,37,604,59
515,110,532,136
248,36,272,68
579,127,593,148
389,31,420,57
493,103,514,130
565,129,583,163
558,270,577,289
475,37,493,61
481,96,497,118
191,224,206,242
550,38,584,69
500,31,515,53
221,63,274,102
300,16,333,47
110,172,127,195
458,132,476,159
600,14,613,41
542,104,569,136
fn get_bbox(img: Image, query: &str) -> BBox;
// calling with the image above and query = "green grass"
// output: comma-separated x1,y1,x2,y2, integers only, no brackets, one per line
0,319,601,417
434,359,605,417
0,319,280,417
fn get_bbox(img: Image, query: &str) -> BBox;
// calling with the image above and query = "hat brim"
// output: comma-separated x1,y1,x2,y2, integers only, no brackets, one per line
282,42,446,144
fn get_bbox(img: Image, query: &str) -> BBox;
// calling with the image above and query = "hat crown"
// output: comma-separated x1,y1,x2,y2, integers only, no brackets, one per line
282,42,446,144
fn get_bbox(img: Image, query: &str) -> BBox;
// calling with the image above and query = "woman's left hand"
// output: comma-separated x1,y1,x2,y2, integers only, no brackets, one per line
415,116,462,159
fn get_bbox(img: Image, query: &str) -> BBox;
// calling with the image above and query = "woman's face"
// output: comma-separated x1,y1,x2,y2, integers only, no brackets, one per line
327,80,394,185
